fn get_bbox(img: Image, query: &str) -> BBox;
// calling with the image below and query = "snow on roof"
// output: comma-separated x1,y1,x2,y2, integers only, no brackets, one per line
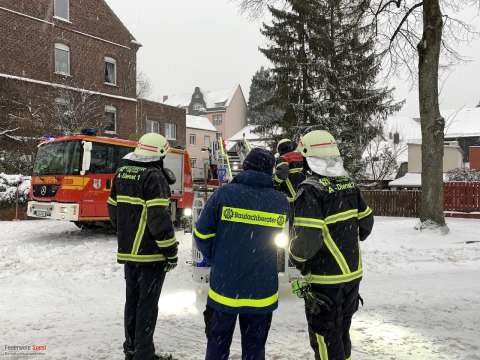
163,85,240,109
162,93,192,108
228,124,281,142
443,107,480,138
186,115,217,132
383,116,421,143
389,172,448,187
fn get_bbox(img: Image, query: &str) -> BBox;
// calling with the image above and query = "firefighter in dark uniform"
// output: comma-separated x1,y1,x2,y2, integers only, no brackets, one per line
289,130,374,360
274,138,306,204
108,133,178,360
194,148,289,360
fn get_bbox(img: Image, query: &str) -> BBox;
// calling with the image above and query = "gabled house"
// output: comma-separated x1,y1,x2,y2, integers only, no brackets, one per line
163,85,247,140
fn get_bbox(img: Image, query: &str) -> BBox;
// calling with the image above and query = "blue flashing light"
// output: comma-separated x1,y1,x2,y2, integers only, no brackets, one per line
81,128,97,136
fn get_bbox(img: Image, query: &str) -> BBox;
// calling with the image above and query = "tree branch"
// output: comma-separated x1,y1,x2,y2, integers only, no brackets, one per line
390,2,423,44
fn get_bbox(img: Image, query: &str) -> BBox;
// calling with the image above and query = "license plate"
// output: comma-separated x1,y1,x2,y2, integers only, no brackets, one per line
36,210,48,217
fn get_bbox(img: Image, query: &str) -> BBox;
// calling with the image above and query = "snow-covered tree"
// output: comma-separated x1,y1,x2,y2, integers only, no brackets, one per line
260,0,402,177
247,67,284,137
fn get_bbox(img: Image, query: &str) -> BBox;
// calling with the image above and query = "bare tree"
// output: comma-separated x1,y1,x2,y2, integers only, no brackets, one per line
373,0,479,231
136,71,152,99
363,135,406,183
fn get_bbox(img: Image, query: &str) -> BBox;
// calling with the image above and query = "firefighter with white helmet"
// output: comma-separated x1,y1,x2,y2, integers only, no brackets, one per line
108,133,177,360
290,130,374,360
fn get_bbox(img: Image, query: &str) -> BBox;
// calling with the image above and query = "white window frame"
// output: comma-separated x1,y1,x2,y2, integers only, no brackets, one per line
190,133,196,145
104,57,117,86
204,135,211,147
104,105,117,134
165,123,176,141
190,158,197,168
145,119,160,133
54,43,70,76
213,114,223,126
193,103,202,111
54,0,70,21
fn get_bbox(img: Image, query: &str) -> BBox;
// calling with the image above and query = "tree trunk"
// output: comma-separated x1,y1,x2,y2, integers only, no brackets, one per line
417,0,447,228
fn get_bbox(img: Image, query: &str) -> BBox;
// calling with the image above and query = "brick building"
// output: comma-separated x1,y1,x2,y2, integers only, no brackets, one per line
0,0,185,148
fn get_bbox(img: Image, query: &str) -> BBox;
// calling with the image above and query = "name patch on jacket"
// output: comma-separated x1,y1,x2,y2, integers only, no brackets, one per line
221,206,286,228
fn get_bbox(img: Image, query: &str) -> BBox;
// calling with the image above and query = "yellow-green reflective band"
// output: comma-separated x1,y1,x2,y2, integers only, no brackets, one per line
316,334,329,360
107,197,117,206
156,237,177,248
322,227,351,274
208,288,278,308
288,197,295,203
146,198,170,207
286,179,296,198
346,357,351,360
325,209,359,225
289,167,303,174
131,207,147,255
194,228,216,240
116,195,145,206
289,250,307,263
117,253,166,262
306,268,363,285
294,217,325,229
277,162,288,167
167,255,178,260
358,207,373,220
221,207,286,228
274,175,283,183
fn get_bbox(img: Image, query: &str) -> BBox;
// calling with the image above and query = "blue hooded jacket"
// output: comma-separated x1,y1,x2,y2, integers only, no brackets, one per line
194,170,289,314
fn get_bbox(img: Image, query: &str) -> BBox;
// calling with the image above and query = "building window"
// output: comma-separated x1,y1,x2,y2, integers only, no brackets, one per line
193,103,203,112
145,119,160,133
104,57,117,85
190,158,197,168
213,114,223,126
190,134,196,145
54,43,70,76
204,135,211,147
165,123,176,140
54,0,69,21
105,106,117,134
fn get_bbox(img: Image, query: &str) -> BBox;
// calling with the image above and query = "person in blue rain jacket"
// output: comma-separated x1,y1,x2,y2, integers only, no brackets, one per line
194,147,289,360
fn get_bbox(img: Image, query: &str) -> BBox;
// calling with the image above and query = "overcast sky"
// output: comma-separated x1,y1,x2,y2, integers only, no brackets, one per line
106,0,480,116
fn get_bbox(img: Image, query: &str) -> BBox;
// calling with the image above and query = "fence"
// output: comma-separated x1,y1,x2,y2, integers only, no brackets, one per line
362,182,480,218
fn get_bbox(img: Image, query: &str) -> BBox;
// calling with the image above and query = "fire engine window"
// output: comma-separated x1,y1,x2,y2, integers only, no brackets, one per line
89,143,131,174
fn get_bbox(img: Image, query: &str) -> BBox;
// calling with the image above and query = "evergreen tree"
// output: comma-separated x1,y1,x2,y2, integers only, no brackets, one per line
247,67,284,137
260,0,402,177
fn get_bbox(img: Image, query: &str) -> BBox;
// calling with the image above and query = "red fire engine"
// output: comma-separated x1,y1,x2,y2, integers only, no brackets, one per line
27,134,193,228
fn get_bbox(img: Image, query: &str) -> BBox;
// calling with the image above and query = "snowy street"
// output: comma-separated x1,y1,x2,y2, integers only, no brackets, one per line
1,217,479,360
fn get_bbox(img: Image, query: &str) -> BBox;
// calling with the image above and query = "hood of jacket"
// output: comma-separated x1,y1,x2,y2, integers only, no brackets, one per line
232,170,274,188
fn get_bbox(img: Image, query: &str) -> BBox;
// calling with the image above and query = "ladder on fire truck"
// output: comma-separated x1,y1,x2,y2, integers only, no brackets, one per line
218,135,252,183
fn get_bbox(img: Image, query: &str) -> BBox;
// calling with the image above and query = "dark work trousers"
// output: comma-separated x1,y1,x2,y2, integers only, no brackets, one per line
123,263,166,360
204,306,273,360
305,282,360,360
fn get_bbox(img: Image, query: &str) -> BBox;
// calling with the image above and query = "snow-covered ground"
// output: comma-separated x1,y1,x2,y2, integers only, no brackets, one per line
0,217,479,360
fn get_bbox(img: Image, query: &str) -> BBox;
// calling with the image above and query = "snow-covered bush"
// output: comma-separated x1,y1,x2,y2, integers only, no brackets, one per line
0,174,31,208
446,168,480,182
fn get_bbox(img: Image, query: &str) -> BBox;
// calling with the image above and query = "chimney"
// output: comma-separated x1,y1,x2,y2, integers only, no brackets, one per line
163,95,169,102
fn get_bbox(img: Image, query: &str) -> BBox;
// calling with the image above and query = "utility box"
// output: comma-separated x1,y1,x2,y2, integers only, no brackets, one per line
470,146,480,170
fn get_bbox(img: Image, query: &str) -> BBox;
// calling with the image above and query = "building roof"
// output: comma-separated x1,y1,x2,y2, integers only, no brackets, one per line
389,172,448,187
444,107,480,138
163,85,240,109
226,124,282,150
186,115,217,132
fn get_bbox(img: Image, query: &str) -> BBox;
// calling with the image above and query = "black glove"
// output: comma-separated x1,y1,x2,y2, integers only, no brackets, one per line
165,256,178,272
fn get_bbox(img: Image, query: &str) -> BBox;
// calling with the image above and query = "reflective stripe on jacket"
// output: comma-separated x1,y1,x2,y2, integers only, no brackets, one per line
194,170,289,314
290,175,374,285
274,151,306,202
108,160,178,265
